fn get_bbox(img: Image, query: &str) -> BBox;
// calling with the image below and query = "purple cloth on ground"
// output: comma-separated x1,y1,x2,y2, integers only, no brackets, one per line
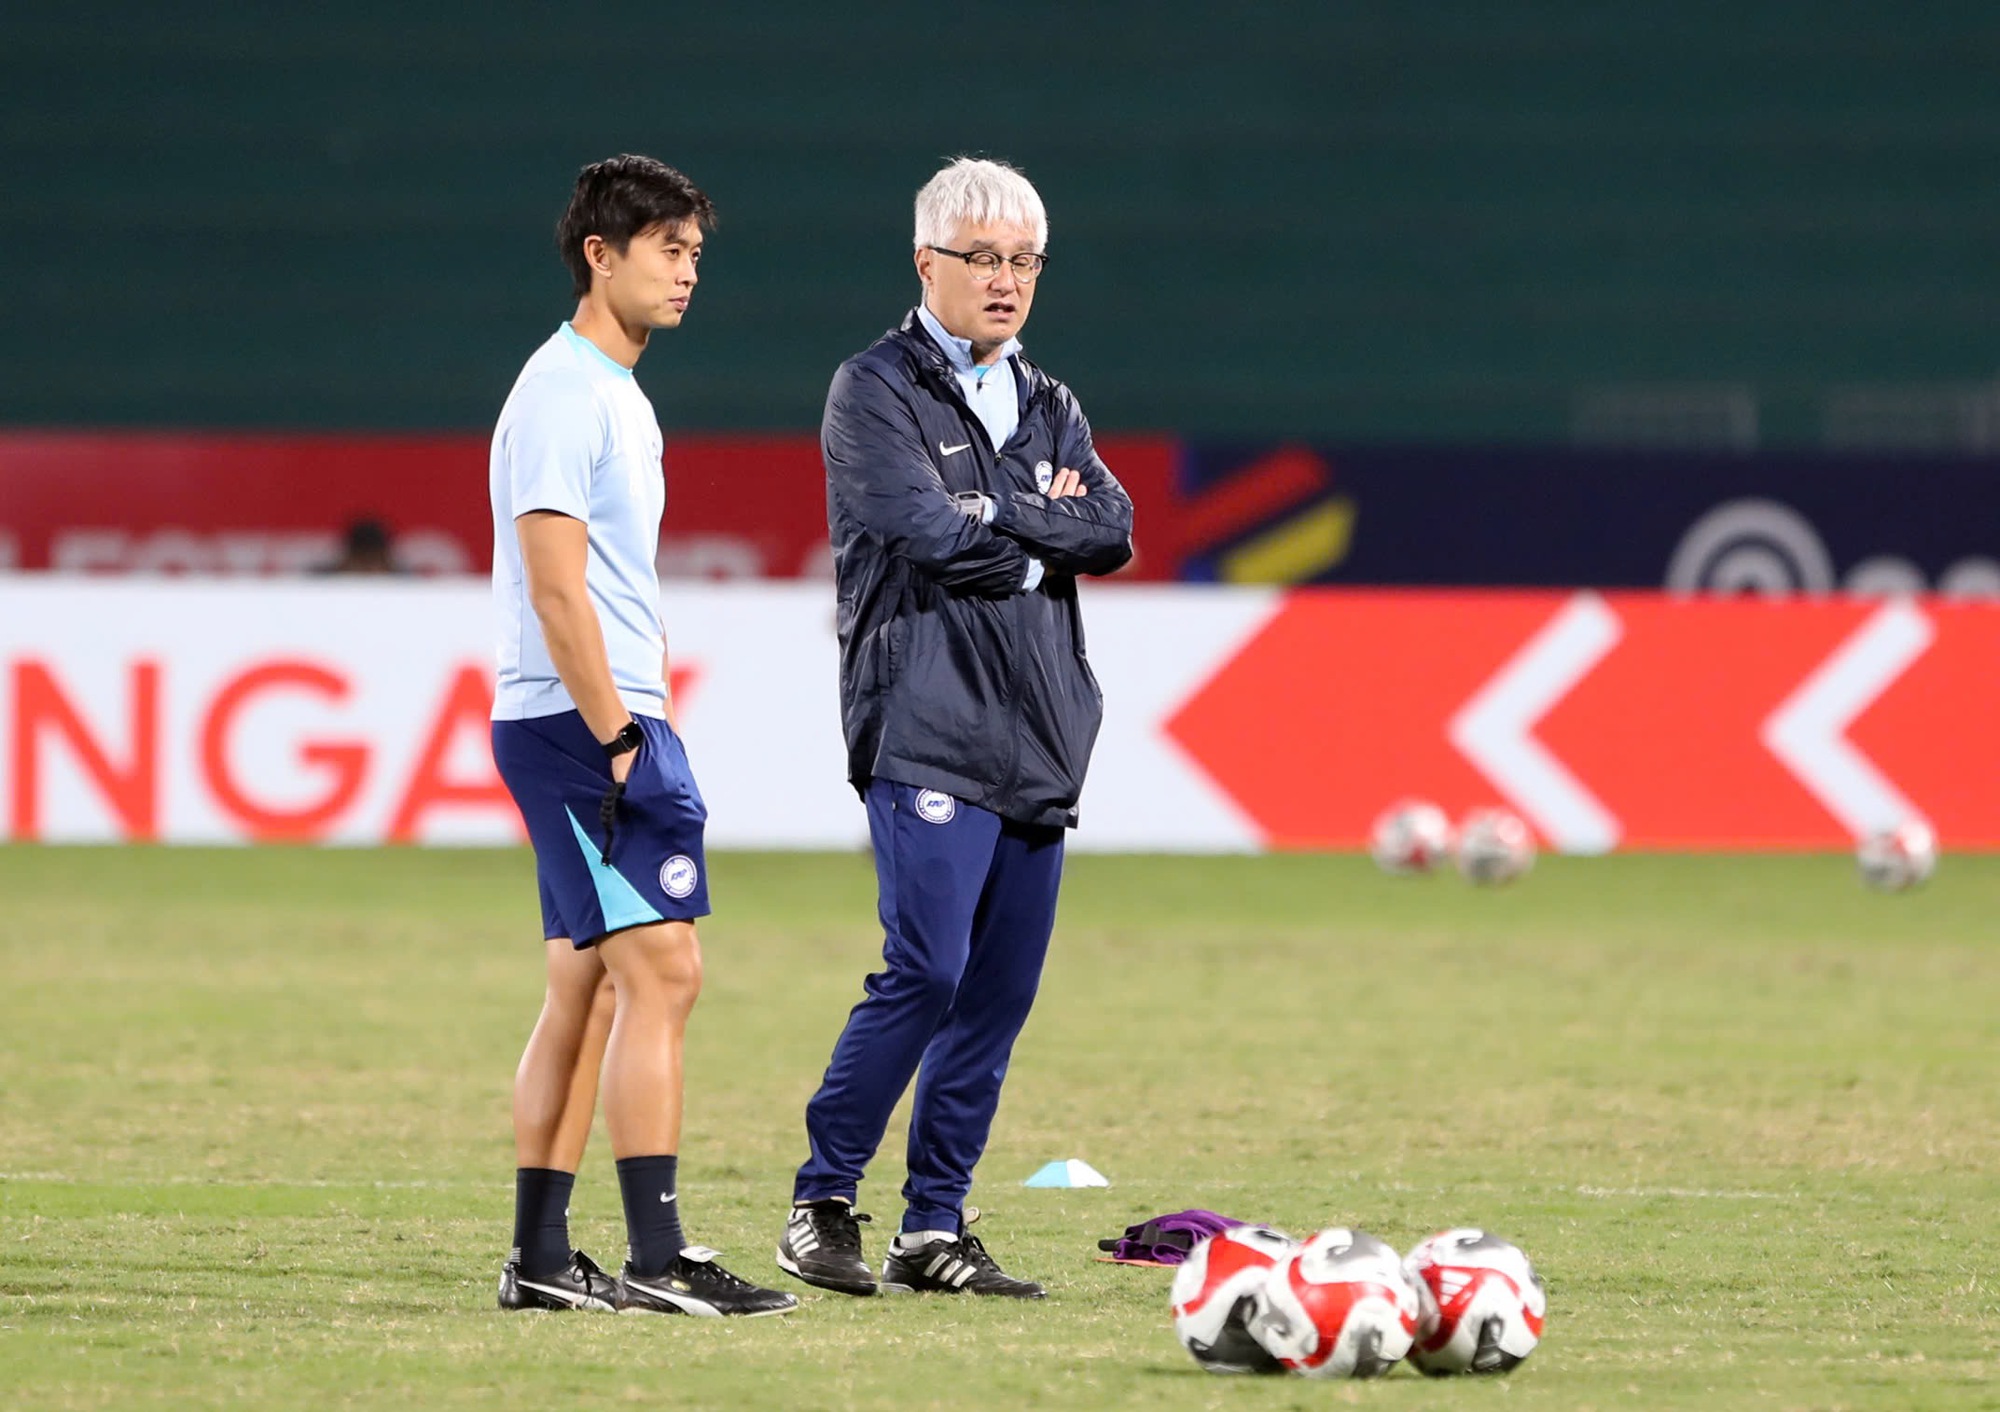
1098,1209,1244,1265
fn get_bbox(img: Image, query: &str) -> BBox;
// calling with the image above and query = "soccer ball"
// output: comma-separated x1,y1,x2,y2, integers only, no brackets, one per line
1857,820,1937,892
1170,1225,1295,1374
1454,808,1535,885
1404,1229,1547,1376
1369,799,1454,875
1247,1228,1419,1379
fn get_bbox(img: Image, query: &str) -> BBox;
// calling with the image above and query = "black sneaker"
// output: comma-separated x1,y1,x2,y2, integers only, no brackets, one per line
497,1249,618,1311
615,1246,799,1318
777,1200,878,1296
880,1215,1045,1299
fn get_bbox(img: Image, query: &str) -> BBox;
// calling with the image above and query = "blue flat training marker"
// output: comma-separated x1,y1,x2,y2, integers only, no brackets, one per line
1023,1158,1110,1188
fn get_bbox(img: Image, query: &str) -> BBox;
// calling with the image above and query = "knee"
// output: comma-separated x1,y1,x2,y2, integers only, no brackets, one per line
544,968,611,1030
876,954,961,1014
586,972,617,1026
610,924,704,1010
672,942,704,1007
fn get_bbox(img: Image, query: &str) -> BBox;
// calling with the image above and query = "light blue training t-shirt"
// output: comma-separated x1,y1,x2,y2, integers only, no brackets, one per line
490,323,668,722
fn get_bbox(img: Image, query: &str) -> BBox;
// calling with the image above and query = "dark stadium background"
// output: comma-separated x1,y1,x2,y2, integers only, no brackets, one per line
5,2,1994,442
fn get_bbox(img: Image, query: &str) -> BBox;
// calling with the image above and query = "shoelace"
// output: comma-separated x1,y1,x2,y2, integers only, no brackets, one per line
957,1232,1005,1274
819,1208,872,1248
681,1253,755,1289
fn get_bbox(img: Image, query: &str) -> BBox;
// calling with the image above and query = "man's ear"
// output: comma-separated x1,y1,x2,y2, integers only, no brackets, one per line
583,233,615,282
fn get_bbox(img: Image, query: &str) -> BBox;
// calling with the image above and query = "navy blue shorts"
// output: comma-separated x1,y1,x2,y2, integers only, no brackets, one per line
491,710,711,947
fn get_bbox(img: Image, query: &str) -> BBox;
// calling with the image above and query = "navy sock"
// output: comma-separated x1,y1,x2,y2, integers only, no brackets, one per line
512,1167,575,1278
615,1155,685,1277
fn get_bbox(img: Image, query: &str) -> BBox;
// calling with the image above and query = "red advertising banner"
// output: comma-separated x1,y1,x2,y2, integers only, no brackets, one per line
0,432,1179,580
0,581,1989,851
1168,591,1998,850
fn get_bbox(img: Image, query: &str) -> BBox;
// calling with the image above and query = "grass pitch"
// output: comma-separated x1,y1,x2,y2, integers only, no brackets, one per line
2,846,1995,1410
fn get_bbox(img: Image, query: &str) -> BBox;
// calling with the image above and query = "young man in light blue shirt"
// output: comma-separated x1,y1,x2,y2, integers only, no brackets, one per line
489,154,794,1319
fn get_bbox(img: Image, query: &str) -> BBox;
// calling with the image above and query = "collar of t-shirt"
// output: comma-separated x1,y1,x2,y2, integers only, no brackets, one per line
916,302,1020,453
560,321,634,379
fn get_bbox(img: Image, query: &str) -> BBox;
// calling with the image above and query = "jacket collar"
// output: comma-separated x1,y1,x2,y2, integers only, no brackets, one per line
895,308,1046,409
914,302,1021,374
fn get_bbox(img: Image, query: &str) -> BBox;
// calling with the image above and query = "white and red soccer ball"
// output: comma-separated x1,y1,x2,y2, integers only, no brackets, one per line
1856,819,1937,892
1369,800,1455,875
1403,1229,1547,1375
1245,1228,1420,1379
1171,1225,1548,1379
1454,807,1536,885
1169,1225,1295,1374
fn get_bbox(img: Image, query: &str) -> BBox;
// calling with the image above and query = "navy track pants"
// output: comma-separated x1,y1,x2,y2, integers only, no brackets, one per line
794,779,1065,1234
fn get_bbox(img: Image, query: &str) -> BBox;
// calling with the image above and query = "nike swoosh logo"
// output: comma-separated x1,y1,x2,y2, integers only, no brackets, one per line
939,442,972,456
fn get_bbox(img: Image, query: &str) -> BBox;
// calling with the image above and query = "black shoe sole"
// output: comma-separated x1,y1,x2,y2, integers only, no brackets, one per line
775,1247,878,1297
878,1280,1046,1298
500,1295,614,1311
878,1268,1046,1299
616,1282,800,1318
617,1301,798,1318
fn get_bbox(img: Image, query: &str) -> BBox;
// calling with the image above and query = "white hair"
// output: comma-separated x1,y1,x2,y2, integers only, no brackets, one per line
913,157,1048,251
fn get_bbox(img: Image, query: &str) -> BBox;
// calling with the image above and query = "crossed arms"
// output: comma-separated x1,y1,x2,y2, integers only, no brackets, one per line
824,363,1134,595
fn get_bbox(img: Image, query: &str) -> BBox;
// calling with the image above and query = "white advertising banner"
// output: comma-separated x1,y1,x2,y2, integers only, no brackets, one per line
0,578,1272,851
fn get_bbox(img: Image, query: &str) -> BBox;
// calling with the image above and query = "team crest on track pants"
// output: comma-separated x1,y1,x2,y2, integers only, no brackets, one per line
794,778,1066,1234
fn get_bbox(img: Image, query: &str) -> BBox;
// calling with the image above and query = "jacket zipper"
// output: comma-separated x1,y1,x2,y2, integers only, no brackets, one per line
912,348,1039,801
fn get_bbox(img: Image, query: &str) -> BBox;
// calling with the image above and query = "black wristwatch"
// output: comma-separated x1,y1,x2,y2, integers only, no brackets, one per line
601,721,644,759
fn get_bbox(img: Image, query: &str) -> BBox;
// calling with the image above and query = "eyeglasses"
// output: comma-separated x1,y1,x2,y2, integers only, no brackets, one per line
928,246,1049,283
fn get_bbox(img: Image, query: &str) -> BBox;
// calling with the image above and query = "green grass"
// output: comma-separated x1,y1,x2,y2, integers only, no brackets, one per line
2,847,1996,1410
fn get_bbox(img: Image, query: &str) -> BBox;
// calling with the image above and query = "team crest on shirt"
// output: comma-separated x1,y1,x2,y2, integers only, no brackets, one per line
914,790,957,825
1034,460,1054,494
659,854,699,899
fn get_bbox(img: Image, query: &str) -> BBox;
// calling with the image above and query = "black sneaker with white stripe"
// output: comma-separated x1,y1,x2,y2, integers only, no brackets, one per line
880,1218,1046,1299
776,1200,878,1295
615,1246,799,1317
497,1249,618,1311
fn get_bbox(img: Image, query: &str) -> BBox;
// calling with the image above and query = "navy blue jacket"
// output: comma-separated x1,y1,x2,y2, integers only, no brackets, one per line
824,310,1135,828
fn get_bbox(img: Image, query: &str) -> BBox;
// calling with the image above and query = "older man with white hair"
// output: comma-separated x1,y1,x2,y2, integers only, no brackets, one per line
776,157,1134,1299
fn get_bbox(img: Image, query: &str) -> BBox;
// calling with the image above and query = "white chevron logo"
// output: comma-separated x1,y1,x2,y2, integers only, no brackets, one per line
517,1278,599,1309
1448,593,1624,854
1761,600,1933,838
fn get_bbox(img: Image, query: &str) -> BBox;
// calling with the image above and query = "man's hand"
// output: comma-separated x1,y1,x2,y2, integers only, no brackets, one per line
1049,468,1088,499
610,749,635,785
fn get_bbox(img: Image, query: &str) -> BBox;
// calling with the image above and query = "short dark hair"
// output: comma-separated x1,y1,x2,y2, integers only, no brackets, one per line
556,154,715,299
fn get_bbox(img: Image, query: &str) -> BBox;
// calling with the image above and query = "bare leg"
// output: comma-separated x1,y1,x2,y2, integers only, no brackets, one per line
515,938,609,1170
596,920,703,1156
585,918,792,1309
547,970,615,1170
